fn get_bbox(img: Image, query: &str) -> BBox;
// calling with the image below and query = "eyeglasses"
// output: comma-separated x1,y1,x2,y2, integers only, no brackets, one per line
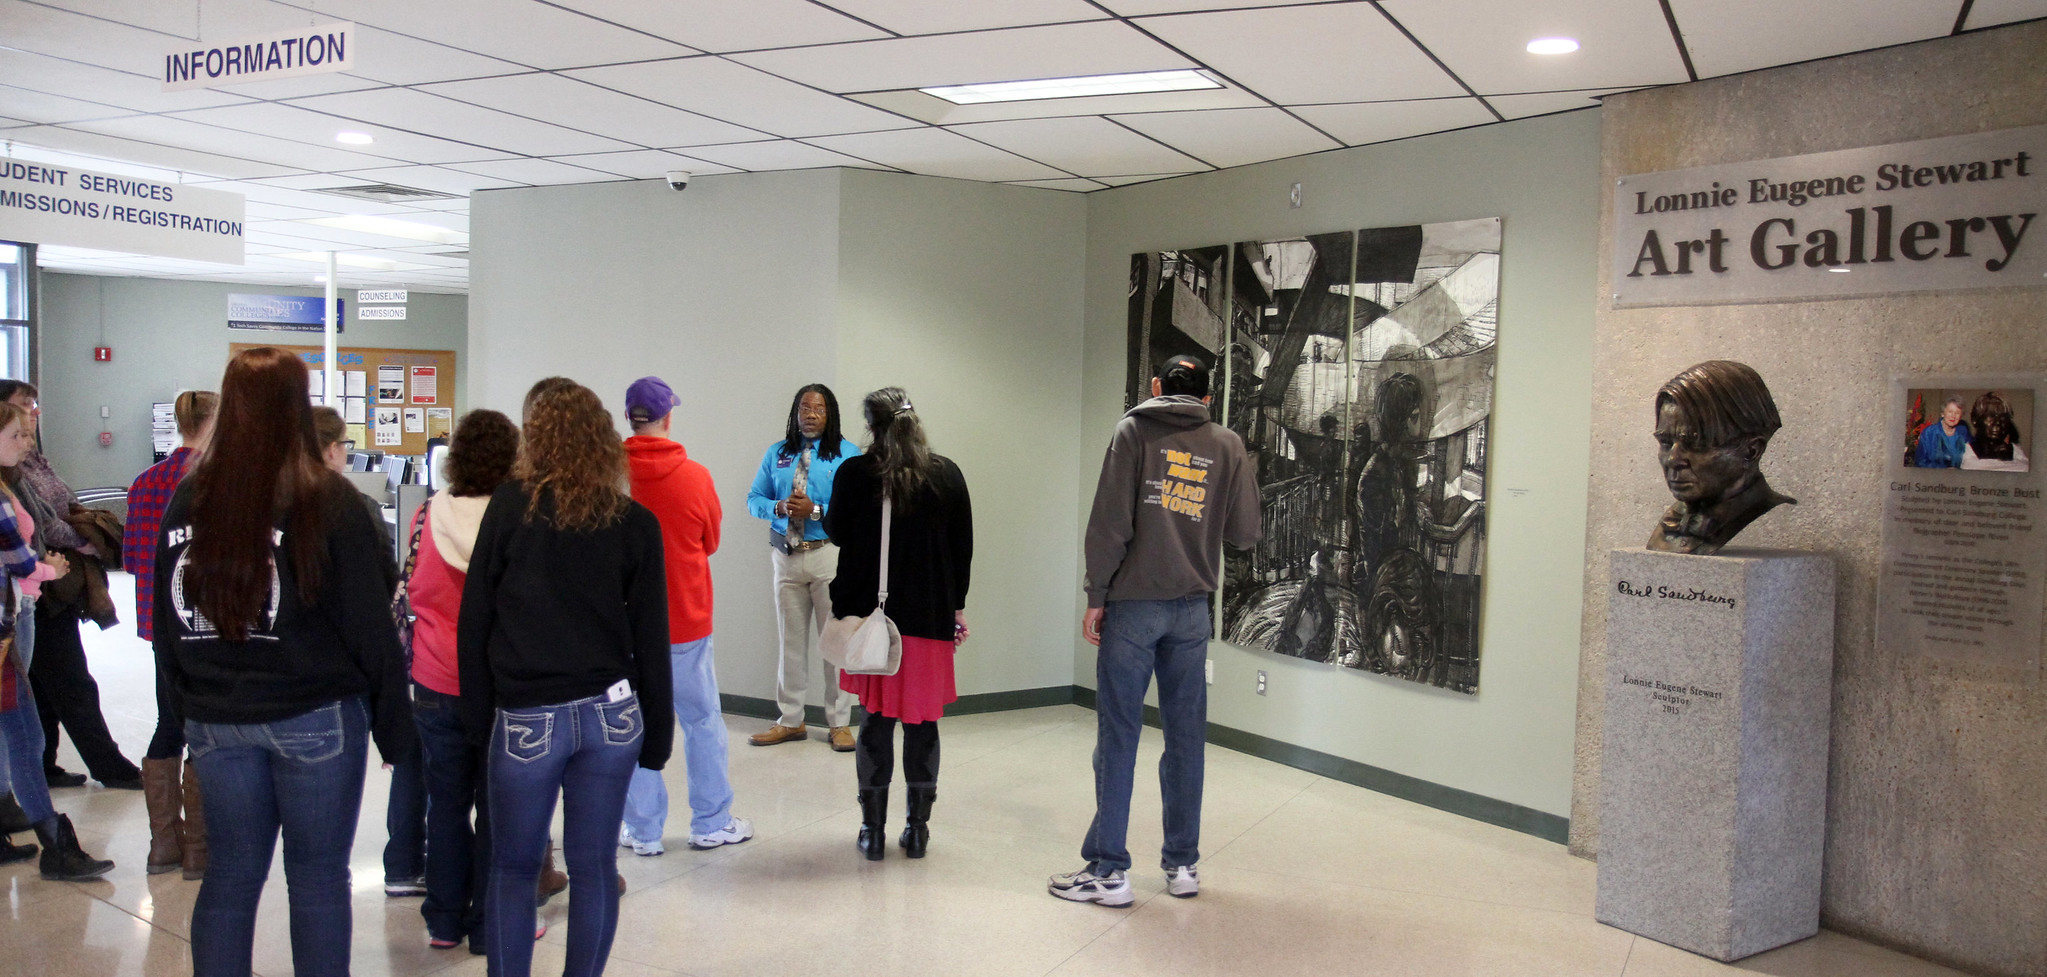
798,407,828,419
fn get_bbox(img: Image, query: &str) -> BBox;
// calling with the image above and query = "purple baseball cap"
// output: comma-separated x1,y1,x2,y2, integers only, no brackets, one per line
624,376,679,424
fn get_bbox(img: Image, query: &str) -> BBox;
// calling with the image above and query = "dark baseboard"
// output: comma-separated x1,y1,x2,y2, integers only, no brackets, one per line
1070,686,1569,844
720,684,1567,844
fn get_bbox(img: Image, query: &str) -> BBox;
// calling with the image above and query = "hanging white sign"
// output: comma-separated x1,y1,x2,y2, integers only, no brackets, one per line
163,23,355,92
356,289,407,303
0,161,245,263
1612,123,2045,308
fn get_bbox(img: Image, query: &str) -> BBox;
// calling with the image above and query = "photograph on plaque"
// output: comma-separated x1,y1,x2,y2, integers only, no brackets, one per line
1901,386,2032,473
1134,217,1501,694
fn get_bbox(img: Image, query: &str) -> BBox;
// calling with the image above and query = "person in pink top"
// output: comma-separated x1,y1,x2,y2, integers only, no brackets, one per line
403,409,519,952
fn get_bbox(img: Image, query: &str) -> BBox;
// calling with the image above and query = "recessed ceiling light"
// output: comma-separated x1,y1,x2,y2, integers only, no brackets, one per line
1828,267,1852,273
300,214,466,245
1527,37,1580,55
335,131,375,145
921,69,1220,105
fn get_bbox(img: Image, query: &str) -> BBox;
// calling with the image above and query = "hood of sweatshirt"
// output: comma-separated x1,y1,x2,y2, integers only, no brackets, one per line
625,435,688,483
1126,395,1214,428
428,491,492,573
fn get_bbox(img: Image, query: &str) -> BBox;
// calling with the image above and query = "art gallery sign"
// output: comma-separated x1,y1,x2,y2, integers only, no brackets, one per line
1612,124,2044,307
0,161,245,264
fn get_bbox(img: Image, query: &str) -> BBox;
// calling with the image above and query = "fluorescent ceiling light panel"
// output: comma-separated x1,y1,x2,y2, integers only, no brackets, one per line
1526,37,1580,54
276,252,405,271
299,215,467,245
335,130,375,145
921,69,1219,104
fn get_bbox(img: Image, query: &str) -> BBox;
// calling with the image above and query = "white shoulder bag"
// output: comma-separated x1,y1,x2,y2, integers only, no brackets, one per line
819,497,902,676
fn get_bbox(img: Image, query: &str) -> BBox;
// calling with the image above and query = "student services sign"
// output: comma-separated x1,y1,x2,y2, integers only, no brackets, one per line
0,161,245,264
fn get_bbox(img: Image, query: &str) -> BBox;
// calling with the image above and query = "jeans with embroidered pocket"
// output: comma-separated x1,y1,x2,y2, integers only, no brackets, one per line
186,698,369,977
485,692,644,977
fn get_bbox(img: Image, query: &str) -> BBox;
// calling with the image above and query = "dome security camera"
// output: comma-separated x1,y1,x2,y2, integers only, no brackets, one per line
665,170,690,191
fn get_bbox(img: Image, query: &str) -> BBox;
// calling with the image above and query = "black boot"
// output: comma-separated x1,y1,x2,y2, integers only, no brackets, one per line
0,792,30,834
34,814,113,881
898,785,935,858
0,837,34,864
856,788,888,861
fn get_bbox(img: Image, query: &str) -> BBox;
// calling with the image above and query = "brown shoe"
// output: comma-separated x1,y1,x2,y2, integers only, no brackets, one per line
829,726,855,752
179,760,207,880
748,724,807,746
141,758,183,875
536,840,569,906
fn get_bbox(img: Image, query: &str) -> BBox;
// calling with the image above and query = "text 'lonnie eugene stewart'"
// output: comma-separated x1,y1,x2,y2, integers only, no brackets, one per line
1626,150,2035,277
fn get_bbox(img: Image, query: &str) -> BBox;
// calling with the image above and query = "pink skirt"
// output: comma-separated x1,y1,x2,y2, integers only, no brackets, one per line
839,635,957,724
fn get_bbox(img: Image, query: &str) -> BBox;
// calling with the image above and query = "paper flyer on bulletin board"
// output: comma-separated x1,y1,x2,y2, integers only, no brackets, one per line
374,407,401,446
410,366,438,404
377,365,405,403
426,407,452,440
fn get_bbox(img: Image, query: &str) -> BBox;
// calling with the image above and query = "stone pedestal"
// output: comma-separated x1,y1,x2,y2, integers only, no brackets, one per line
1596,547,1835,961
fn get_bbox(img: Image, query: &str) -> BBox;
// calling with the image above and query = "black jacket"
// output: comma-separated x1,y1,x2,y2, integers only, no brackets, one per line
825,455,972,642
152,477,415,765
456,482,673,770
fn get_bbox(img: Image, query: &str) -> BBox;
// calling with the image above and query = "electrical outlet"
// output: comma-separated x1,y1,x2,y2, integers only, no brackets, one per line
1256,670,1268,695
1205,659,1214,685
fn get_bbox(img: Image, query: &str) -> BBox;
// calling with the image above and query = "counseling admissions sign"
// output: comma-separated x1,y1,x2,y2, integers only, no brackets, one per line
1612,124,2045,307
0,161,245,264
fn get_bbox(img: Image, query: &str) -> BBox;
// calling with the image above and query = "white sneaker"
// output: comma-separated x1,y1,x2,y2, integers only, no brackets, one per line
1048,866,1133,907
617,823,664,856
688,816,755,850
1165,864,1199,898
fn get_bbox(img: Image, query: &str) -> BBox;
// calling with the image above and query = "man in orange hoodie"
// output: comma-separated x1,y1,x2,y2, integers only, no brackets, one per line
616,377,752,854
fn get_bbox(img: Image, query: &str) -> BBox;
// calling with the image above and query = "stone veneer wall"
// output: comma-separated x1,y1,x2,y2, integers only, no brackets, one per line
1569,22,2047,977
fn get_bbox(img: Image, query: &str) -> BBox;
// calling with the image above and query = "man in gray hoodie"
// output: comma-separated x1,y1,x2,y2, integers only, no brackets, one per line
1050,353,1261,907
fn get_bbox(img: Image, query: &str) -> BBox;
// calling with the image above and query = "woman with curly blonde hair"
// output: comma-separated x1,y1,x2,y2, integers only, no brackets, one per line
457,378,671,977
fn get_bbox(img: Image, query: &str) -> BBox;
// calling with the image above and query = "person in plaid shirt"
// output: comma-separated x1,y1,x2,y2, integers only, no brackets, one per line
122,389,215,879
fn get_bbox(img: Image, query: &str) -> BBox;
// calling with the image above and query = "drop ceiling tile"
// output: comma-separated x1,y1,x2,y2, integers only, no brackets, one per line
947,116,1206,177
173,102,503,165
287,88,638,157
418,74,765,148
1488,88,1627,119
729,20,1190,92
337,26,530,86
819,0,1107,35
553,0,887,52
1,0,192,73
1099,0,1312,13
1667,0,1959,79
1093,172,1194,186
1136,5,1464,104
674,140,886,172
849,85,1266,124
29,0,203,36
0,85,136,126
1289,97,1498,146
0,48,251,115
1379,0,1688,95
69,114,396,173
245,200,345,220
808,127,1068,182
263,0,696,68
1003,178,1107,191
444,157,626,187
333,164,520,195
1,125,302,180
1112,106,1341,169
1967,0,2047,29
552,149,744,179
568,58,917,138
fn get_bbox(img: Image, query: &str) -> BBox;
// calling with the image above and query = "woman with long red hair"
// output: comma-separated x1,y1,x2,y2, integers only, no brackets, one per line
153,347,413,977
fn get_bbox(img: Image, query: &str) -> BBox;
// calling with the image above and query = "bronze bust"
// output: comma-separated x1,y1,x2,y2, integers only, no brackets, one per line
1646,360,1797,555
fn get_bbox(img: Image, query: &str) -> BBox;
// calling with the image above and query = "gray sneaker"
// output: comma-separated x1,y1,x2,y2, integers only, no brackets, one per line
1165,864,1199,898
1049,866,1133,907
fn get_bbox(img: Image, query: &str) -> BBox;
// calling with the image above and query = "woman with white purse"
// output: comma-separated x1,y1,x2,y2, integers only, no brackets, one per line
825,387,973,861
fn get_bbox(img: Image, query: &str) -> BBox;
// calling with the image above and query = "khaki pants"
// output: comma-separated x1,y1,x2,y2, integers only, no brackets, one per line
771,544,851,728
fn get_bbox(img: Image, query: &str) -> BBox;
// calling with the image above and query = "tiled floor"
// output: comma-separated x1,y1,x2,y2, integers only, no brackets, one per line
2,578,1968,977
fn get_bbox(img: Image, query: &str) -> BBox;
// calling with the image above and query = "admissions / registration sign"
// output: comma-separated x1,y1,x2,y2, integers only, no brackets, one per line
0,161,245,264
1612,124,2045,307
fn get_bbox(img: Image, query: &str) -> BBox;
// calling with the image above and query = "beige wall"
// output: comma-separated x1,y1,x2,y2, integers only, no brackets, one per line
1571,23,2047,977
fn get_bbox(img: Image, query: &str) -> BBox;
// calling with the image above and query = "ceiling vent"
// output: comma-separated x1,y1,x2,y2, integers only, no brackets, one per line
312,183,461,203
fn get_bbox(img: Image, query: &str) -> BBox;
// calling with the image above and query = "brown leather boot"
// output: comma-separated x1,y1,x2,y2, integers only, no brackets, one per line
536,840,569,906
179,759,207,880
141,757,183,875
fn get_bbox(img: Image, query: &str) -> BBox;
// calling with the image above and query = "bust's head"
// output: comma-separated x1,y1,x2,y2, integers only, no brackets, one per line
1652,360,1782,507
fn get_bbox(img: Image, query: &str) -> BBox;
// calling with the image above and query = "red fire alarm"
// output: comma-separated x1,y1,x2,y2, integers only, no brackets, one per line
92,346,112,362
98,432,113,447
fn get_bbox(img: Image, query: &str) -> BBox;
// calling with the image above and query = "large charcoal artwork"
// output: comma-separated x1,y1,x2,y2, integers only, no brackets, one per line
1126,219,1498,694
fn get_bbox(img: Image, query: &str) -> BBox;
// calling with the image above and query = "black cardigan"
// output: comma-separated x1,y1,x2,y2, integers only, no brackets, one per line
455,482,673,769
825,454,972,642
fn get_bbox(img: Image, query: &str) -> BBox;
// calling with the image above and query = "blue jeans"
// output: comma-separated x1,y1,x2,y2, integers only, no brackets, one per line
1082,596,1210,874
1,680,54,823
622,636,733,840
385,749,427,883
415,684,488,943
487,693,643,977
187,699,369,977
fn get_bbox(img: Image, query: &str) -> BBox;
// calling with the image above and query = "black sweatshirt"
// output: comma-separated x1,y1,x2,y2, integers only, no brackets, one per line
825,455,972,642
152,477,415,765
455,482,673,770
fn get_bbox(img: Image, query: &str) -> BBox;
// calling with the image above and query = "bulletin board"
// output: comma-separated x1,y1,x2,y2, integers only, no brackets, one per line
229,343,457,457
